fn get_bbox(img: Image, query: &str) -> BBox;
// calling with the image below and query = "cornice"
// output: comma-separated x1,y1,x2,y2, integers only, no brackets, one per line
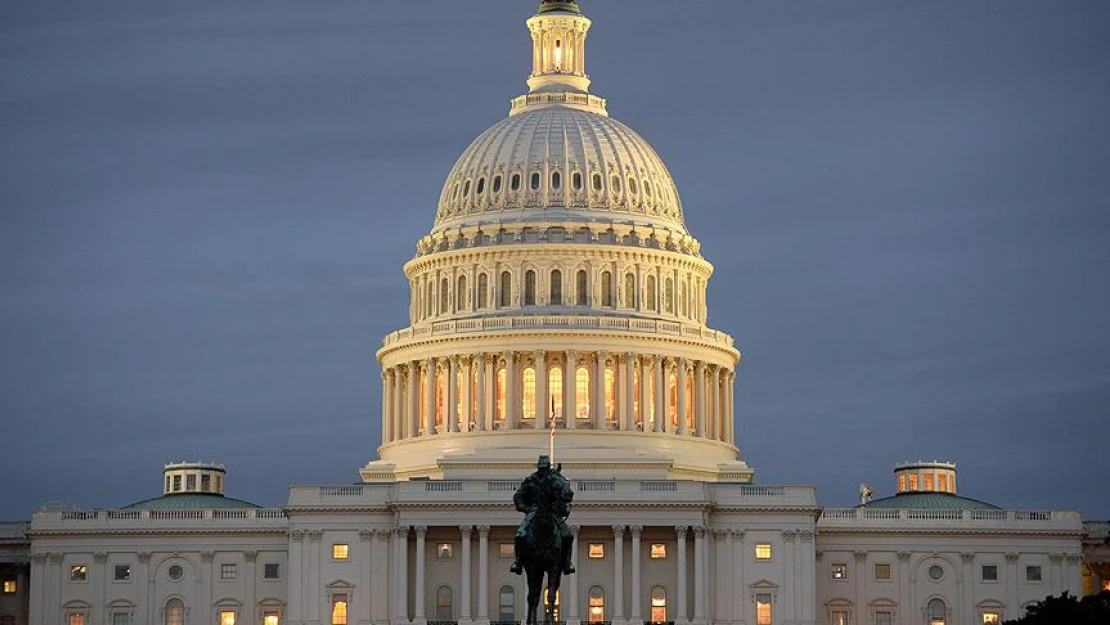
406,242,711,276
815,527,1085,538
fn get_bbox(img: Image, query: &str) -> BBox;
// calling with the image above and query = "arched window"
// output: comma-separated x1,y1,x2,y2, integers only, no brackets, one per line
524,270,537,306
440,277,450,314
650,586,668,623
604,365,616,422
576,270,588,306
576,367,590,420
573,172,583,190
646,275,657,311
601,271,613,307
452,183,459,200
164,599,185,625
927,598,947,625
463,180,471,197
476,177,485,195
500,271,512,308
511,173,521,191
624,273,636,309
549,367,563,418
665,278,674,313
331,594,348,625
495,368,507,423
587,586,605,624
628,178,638,194
425,280,434,318
522,367,537,419
478,273,489,309
680,280,688,317
552,171,561,190
457,275,467,311
531,172,541,190
550,269,562,305
498,586,516,622
592,172,603,191
611,175,622,193
492,175,502,193
435,586,453,621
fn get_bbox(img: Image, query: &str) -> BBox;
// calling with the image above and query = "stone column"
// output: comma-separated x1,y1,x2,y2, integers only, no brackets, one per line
693,526,706,624
478,526,491,624
567,525,581,624
622,353,636,431
676,359,689,435
630,525,643,622
639,356,652,431
395,526,410,624
244,550,258,623
676,526,689,625
961,552,976,625
372,530,388,624
414,526,428,624
93,552,107,625
475,353,487,431
460,526,473,624
422,359,435,435
504,351,518,428
727,371,736,443
565,350,577,429
535,350,548,427
594,351,607,429
733,531,745,624
654,356,666,433
461,356,473,432
694,361,706,437
394,369,406,441
407,362,419,438
612,525,625,622
382,370,393,444
448,356,460,432
709,368,720,442
357,532,373,625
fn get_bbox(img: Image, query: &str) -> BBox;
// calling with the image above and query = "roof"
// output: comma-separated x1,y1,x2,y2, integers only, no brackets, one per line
122,493,261,511
862,492,1001,510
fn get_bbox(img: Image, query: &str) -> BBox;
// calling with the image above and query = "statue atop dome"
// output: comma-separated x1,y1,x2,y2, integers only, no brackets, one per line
538,0,582,15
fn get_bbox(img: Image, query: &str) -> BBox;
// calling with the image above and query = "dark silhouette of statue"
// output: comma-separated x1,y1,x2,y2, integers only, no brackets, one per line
511,455,575,625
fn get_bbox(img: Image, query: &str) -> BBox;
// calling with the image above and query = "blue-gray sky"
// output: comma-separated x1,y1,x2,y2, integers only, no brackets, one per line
2,1,1108,520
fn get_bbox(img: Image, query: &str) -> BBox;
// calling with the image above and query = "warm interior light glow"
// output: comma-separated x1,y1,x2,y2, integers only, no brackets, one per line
220,611,236,625
554,40,563,70
332,543,349,560
755,543,772,560
263,613,280,625
588,542,604,558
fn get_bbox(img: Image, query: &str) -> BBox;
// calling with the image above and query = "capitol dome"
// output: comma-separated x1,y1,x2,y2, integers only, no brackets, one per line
364,0,749,483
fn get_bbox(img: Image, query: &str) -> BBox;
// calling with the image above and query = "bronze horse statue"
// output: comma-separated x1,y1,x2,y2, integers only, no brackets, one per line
511,456,575,625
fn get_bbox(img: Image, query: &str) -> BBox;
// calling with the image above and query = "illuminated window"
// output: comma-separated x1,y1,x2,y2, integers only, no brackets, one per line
1026,565,1042,582
436,367,446,429
907,474,918,491
926,598,946,625
221,563,236,580
982,613,1001,624
436,586,454,621
831,563,848,580
633,368,641,423
457,369,465,423
575,367,590,419
601,271,613,307
549,367,564,418
495,367,507,421
587,586,605,623
685,374,694,429
331,594,348,625
650,544,667,559
981,565,998,581
264,563,280,580
832,610,850,625
478,273,489,309
550,269,563,305
898,473,906,492
0,580,14,594
524,270,536,306
498,585,516,622
70,565,88,582
576,270,588,305
457,275,467,311
664,278,674,313
531,172,541,190
263,613,280,625
874,563,891,580
646,276,657,311
419,375,428,427
1103,579,1110,592
650,586,667,622
220,611,236,625
68,615,86,625
668,371,677,427
437,543,454,560
624,273,636,308
332,544,350,560
588,543,605,559
924,473,934,491
500,271,512,307
498,543,514,559
755,593,772,625
755,544,772,560
680,280,687,316
114,565,131,581
164,598,185,625
938,473,948,492
604,366,616,421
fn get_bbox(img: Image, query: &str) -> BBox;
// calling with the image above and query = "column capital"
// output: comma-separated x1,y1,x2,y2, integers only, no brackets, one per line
1049,553,1065,564
961,552,975,563
244,550,259,563
1066,554,1082,564
414,525,428,537
854,550,868,562
1005,552,1020,563
712,529,728,540
200,550,215,563
477,525,491,537
732,529,745,540
408,361,419,373
359,529,375,541
93,552,108,563
781,529,797,542
290,530,305,542
565,349,577,362
693,525,706,537
307,529,324,542
460,525,474,537
675,525,688,538
449,354,460,365
799,530,815,542
629,525,643,536
897,551,912,562
570,525,581,536
46,552,63,564
696,360,706,372
612,524,625,537
396,525,411,537
534,349,545,361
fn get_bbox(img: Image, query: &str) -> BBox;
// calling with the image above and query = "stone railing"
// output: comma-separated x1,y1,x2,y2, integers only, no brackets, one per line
33,508,288,532
819,508,1083,531
383,314,735,348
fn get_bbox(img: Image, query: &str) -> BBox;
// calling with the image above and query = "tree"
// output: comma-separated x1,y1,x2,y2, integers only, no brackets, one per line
1002,591,1110,625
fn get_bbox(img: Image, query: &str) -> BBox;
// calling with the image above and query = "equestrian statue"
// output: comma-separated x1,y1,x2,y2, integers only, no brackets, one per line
511,455,575,625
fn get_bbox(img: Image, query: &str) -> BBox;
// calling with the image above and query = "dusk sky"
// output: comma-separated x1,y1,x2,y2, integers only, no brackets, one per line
2,1,1108,520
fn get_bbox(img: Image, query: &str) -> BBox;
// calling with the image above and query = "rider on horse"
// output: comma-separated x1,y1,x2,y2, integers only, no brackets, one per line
510,455,575,575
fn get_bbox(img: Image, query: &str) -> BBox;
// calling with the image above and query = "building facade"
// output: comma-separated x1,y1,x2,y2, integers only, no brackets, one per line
23,2,1086,625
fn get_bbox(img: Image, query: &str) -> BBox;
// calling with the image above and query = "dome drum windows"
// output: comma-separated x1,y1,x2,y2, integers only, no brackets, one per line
499,271,513,308
551,171,562,190
550,269,563,305
492,175,503,193
530,172,542,190
524,270,537,306
628,177,638,195
476,177,486,195
463,180,471,197
572,172,583,190
511,173,522,192
592,172,603,192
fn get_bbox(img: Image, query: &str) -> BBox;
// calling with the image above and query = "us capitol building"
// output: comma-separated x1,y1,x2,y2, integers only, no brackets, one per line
13,2,1092,625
